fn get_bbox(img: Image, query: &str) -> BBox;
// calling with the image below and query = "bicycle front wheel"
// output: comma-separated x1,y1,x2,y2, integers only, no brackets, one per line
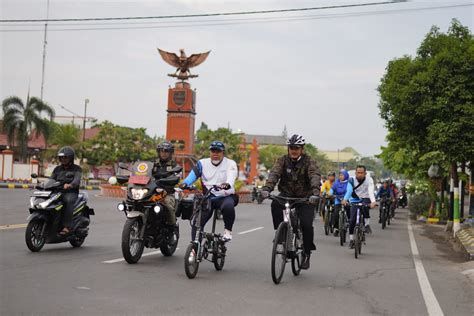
184,242,200,279
354,227,360,259
271,222,288,284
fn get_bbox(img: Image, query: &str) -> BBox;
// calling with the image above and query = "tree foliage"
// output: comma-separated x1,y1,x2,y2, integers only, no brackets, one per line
2,95,55,162
82,121,158,165
378,19,474,178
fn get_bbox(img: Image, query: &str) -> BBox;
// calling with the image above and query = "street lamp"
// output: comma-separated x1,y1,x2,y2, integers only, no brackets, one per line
83,99,89,142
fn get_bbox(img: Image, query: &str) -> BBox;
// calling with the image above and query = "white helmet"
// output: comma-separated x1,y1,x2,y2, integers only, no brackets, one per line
287,134,305,147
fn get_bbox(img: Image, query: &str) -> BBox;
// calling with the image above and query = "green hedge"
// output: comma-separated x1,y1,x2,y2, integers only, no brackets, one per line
408,194,431,216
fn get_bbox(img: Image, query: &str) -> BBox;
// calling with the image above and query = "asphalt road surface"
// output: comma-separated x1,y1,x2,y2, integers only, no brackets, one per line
1,190,473,315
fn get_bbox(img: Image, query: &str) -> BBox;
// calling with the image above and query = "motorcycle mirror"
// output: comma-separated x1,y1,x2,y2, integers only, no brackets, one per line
31,173,38,179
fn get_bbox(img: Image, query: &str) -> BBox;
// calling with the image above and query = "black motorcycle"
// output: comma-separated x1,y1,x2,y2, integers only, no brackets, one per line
398,194,407,208
116,161,182,264
25,173,94,252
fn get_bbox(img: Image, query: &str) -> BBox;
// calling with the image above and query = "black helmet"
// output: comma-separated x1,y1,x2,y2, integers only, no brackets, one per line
157,141,174,154
328,172,336,177
287,134,305,147
57,146,75,159
209,141,225,151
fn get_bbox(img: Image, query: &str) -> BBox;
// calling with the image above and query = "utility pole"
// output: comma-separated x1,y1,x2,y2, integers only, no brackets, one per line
40,0,50,101
83,99,89,142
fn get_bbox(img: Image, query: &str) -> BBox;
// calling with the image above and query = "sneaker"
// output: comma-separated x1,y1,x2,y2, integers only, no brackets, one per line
301,253,310,270
365,225,373,234
222,229,232,242
378,218,382,224
333,229,339,237
349,240,355,249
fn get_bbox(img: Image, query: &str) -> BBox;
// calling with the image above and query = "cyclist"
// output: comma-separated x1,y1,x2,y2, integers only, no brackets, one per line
252,174,266,201
152,141,181,228
180,141,238,242
261,134,321,269
376,180,394,223
341,165,376,249
329,169,352,237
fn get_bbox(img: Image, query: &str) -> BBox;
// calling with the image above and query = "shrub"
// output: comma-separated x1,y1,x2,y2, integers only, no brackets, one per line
408,193,431,215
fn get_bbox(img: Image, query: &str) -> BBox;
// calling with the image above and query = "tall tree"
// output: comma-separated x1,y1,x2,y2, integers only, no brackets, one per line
2,95,55,162
195,126,247,164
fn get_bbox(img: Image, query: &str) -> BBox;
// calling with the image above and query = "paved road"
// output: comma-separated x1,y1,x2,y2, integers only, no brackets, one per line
1,190,473,315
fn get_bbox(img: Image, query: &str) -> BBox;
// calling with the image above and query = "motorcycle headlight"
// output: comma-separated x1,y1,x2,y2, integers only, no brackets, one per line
38,199,51,209
117,203,126,212
131,188,148,200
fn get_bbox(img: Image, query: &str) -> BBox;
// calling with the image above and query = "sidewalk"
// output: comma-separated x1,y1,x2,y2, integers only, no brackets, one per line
455,226,474,260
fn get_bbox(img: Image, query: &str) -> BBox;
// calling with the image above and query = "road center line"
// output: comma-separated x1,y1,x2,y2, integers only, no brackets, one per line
407,216,444,316
102,248,179,264
0,223,27,230
238,227,264,235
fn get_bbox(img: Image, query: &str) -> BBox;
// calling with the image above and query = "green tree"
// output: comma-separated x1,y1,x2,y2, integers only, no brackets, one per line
195,125,247,164
378,19,474,229
2,95,55,162
259,145,287,169
82,121,157,165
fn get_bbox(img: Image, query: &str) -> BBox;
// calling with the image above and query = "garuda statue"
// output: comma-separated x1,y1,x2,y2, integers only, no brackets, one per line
157,48,211,81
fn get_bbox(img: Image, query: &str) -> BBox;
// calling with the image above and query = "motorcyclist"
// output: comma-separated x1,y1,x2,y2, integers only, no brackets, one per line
152,141,180,227
261,134,321,270
252,175,266,201
180,141,238,242
51,146,82,236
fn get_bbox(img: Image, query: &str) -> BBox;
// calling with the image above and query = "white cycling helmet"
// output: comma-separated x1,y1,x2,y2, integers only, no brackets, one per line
287,134,306,147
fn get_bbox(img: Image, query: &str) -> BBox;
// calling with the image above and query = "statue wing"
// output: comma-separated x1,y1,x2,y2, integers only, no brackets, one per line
186,51,211,68
157,48,181,68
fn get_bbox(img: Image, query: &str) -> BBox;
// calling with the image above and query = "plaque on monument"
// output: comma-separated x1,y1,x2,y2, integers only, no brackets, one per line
173,91,186,107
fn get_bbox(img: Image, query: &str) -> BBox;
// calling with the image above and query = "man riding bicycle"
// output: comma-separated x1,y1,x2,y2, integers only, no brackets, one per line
341,165,376,249
180,141,238,242
261,134,321,269
376,180,394,223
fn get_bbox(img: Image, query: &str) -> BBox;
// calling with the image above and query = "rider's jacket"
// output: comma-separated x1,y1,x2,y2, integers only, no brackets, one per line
183,157,238,198
343,176,376,204
330,170,351,205
51,164,82,193
263,154,321,198
320,180,334,196
152,159,179,194
376,187,394,200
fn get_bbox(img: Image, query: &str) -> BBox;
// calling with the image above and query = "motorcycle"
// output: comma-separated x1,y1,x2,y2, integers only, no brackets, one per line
25,173,94,252
398,194,407,208
255,185,264,204
115,161,182,264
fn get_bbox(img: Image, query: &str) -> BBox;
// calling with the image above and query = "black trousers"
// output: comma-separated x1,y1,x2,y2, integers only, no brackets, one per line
349,198,371,234
191,196,236,240
271,199,316,255
62,192,78,228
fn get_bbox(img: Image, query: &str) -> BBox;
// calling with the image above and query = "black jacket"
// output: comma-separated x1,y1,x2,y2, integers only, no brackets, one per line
152,159,179,194
51,164,82,193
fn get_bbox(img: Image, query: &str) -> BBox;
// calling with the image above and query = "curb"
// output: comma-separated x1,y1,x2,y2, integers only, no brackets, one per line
0,183,101,190
454,228,474,261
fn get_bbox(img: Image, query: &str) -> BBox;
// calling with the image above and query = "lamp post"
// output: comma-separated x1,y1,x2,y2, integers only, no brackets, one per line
83,99,89,142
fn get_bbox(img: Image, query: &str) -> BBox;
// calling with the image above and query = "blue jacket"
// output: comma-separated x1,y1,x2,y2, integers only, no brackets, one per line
330,170,352,205
376,187,393,200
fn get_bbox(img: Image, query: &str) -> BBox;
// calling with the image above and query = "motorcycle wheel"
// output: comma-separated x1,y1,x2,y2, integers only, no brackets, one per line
25,220,46,252
70,237,85,248
121,218,145,264
160,224,179,256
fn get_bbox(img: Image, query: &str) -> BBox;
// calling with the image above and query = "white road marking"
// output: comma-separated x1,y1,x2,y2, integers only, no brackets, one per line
0,223,27,230
461,269,474,275
238,227,264,235
407,216,444,316
102,248,179,264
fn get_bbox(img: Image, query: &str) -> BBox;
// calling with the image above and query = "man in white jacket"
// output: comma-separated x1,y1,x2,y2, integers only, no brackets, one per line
180,141,238,242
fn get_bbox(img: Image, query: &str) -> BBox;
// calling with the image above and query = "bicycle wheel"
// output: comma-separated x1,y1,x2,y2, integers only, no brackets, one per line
323,208,329,236
213,240,226,271
387,210,391,225
354,226,360,259
291,231,303,276
329,211,334,234
184,242,200,279
339,215,346,246
271,222,288,284
381,210,386,230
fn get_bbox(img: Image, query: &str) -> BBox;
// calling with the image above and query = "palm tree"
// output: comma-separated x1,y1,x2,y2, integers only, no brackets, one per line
2,95,55,162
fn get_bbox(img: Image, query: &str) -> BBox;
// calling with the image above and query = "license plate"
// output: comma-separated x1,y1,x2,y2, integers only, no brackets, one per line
129,175,150,185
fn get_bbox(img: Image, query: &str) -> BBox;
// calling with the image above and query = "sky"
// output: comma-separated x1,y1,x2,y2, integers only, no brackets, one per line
1,0,473,156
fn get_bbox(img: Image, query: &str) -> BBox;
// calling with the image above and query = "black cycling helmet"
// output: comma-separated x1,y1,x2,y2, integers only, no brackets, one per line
287,134,305,147
156,141,174,154
209,141,225,151
57,146,75,159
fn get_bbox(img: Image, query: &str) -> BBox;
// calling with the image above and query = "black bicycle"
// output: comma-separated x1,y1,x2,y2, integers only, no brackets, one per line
351,202,367,259
379,197,391,229
270,195,309,284
337,203,349,246
323,196,335,236
184,185,227,279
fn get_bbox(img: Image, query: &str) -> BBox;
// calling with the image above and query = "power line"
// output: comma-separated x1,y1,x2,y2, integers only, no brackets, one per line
0,1,397,23
0,4,470,33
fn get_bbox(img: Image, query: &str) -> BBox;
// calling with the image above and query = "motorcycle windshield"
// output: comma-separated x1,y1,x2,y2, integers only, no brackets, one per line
129,161,153,185
39,178,62,190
